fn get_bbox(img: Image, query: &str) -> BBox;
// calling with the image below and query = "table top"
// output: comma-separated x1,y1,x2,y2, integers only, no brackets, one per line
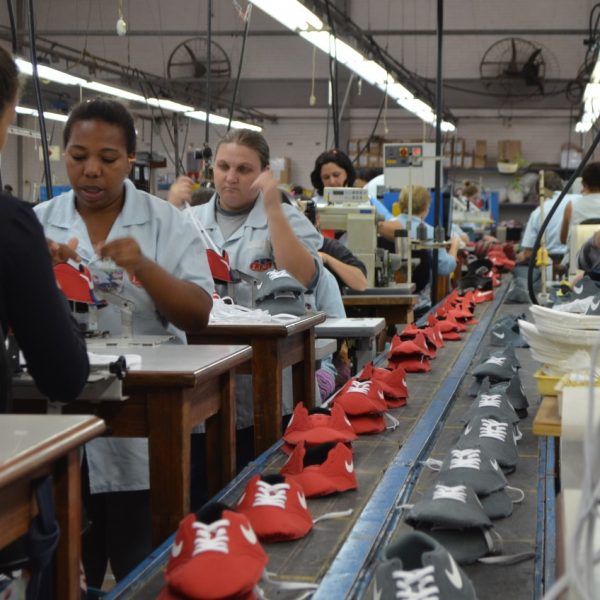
342,294,419,306
90,344,252,387
189,311,326,338
315,317,386,337
532,395,561,437
0,414,105,488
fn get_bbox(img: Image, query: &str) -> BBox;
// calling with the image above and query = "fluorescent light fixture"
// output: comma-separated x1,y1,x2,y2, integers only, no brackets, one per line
253,1,455,132
250,0,323,31
147,98,195,113
15,58,86,86
82,81,147,104
16,105,69,122
185,110,263,132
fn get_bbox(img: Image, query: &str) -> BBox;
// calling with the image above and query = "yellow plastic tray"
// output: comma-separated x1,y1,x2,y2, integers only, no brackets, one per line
534,369,560,397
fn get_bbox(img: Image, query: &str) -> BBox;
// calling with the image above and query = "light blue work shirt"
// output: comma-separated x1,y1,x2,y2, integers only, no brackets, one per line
192,192,323,307
394,213,457,275
34,179,214,493
520,192,574,255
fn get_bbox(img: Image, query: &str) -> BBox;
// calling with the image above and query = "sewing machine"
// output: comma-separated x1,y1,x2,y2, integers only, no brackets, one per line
318,187,379,287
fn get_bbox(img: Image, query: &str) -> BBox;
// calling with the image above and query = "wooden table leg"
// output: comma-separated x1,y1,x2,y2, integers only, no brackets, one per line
147,390,190,546
205,371,236,494
292,328,316,409
54,450,81,600
252,338,283,454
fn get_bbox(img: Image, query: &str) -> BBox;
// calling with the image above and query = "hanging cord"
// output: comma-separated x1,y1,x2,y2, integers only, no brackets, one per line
27,0,53,201
227,2,252,130
351,80,387,165
6,0,17,53
309,44,317,106
324,0,339,148
527,124,600,304
205,0,212,146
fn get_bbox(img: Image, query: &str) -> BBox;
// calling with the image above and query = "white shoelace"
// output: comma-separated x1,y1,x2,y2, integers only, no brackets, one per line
209,295,299,324
252,480,290,509
384,411,400,431
347,380,372,395
449,448,481,470
479,418,509,442
478,393,503,408
432,484,467,503
486,356,506,366
392,565,440,600
192,519,230,555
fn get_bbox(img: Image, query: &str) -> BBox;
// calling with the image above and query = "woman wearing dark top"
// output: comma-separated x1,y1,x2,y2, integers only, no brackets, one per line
0,46,89,404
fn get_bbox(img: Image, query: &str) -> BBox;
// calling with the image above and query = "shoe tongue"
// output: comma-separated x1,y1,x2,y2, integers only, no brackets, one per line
262,473,285,485
303,442,335,467
195,502,230,524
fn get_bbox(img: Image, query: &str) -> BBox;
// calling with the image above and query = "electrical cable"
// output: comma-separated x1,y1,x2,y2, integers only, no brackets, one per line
351,82,387,166
27,0,53,201
227,3,252,131
6,0,17,54
205,0,212,146
527,123,600,304
324,0,340,149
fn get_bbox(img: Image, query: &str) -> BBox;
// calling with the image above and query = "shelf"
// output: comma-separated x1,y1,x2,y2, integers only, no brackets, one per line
499,202,538,208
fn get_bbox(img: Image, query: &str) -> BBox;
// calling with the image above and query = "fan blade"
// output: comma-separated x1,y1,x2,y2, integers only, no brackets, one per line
524,48,542,67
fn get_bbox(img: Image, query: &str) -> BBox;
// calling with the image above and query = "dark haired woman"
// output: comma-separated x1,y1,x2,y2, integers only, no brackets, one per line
34,97,214,586
310,148,356,199
0,46,89,407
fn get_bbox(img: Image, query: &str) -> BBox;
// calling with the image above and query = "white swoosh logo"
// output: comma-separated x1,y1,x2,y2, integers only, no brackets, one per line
344,416,352,427
402,379,407,387
298,491,308,509
445,553,463,589
574,284,583,294
171,539,183,558
464,423,473,435
237,492,246,505
240,523,258,545
591,300,600,311
490,458,500,471
493,332,505,339
373,582,382,600
345,460,354,473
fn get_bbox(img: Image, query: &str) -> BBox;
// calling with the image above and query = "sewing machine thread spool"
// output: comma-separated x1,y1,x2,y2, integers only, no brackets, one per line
394,228,409,260
416,222,428,242
434,225,445,243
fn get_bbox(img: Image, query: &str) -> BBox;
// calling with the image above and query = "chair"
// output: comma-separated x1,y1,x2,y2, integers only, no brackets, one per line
568,220,600,277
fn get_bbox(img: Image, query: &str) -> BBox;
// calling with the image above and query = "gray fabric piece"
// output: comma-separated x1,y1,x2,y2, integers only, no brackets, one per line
456,416,519,472
472,354,518,380
435,445,508,495
373,531,477,599
479,489,514,520
505,277,531,304
490,373,529,411
416,526,495,565
489,323,529,348
461,389,520,425
405,483,492,530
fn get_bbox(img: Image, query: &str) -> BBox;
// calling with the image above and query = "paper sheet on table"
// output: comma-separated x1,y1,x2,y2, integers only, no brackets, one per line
87,352,142,368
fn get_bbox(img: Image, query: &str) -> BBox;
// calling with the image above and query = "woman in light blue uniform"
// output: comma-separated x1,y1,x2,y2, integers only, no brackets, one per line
34,98,213,587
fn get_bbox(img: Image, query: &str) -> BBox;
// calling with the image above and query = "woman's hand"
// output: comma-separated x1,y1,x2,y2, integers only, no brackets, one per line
47,237,80,265
97,237,148,277
251,168,281,211
167,176,194,208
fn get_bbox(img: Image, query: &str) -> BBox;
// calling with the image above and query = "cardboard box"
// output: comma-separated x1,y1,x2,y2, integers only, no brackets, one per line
475,140,487,157
462,152,473,169
270,157,290,183
498,140,522,163
452,151,464,168
473,154,487,169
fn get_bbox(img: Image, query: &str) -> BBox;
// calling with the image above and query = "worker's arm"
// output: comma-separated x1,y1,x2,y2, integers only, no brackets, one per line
377,219,403,242
560,201,572,244
319,252,368,291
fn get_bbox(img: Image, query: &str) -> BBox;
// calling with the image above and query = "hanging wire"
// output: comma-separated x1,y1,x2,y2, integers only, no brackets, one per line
27,0,53,200
227,1,252,130
6,0,17,54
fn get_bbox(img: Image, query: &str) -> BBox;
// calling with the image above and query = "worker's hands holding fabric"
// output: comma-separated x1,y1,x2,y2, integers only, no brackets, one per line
97,237,149,280
47,237,80,265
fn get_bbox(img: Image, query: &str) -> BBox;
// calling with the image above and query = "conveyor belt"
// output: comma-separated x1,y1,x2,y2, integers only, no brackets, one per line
107,283,554,599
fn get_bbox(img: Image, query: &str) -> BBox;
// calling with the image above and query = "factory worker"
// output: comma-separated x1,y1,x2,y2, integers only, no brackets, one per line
0,46,89,407
310,148,356,202
34,98,214,587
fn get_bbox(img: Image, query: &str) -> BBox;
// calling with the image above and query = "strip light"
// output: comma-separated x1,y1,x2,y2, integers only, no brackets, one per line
15,58,262,131
16,105,69,122
251,0,455,132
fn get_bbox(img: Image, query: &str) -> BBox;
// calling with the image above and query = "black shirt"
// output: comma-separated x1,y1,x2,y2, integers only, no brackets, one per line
0,193,89,403
320,236,367,291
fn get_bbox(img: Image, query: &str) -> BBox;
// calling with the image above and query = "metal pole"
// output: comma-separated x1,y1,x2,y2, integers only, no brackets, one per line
431,0,444,304
204,0,212,146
